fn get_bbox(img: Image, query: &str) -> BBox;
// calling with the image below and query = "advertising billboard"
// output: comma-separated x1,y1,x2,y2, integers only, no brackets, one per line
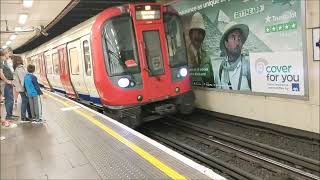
171,0,306,96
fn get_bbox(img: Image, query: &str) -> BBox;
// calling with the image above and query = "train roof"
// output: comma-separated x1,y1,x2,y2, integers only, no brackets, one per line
11,1,155,54
24,16,97,57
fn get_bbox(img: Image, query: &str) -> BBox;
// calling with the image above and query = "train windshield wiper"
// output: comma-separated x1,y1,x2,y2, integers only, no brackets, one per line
107,49,121,61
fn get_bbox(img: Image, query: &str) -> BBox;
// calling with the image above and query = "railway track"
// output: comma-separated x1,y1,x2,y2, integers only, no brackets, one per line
169,116,320,172
144,129,262,180
188,112,320,149
141,118,320,180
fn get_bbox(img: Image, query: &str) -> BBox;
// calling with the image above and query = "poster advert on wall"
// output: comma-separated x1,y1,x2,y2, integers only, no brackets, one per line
171,0,306,96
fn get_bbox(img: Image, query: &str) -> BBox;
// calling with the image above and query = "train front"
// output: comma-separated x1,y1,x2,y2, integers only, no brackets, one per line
91,3,195,124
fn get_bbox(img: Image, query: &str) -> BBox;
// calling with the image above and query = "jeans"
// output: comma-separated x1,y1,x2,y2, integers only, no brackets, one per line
4,84,13,118
20,92,31,119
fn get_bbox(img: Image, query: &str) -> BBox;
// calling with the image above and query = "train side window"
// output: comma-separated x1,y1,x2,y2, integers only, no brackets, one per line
40,56,43,74
58,50,65,74
52,52,60,75
35,57,40,73
45,54,53,74
31,56,39,73
83,40,92,76
69,47,80,75
26,58,31,65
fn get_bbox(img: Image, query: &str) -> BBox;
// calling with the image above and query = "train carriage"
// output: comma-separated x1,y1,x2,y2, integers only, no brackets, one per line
24,3,195,127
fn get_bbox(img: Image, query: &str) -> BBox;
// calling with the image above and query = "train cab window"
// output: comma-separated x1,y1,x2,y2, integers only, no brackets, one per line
52,52,60,75
83,40,92,76
164,14,188,67
45,54,53,74
102,15,140,76
69,47,80,75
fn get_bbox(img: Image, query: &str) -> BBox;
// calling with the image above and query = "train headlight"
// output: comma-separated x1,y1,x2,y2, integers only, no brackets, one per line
179,68,188,77
129,81,136,87
118,78,130,88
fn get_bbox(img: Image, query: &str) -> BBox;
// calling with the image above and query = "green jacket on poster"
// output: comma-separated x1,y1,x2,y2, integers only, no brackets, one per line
187,44,215,88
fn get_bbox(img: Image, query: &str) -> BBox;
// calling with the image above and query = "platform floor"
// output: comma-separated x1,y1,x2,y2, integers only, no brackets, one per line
1,101,100,179
1,92,225,179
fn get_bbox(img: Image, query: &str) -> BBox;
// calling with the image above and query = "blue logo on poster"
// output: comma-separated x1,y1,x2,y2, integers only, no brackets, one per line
292,83,300,91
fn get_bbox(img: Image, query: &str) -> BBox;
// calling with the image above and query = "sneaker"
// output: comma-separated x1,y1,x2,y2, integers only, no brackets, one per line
32,120,43,124
21,117,32,122
6,116,19,120
1,123,17,129
0,136,5,140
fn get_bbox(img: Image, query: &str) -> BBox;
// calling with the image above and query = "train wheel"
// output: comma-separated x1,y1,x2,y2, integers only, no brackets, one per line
176,90,195,115
103,108,141,129
178,103,194,115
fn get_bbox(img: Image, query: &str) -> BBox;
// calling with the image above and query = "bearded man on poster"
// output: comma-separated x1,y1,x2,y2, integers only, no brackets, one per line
215,23,252,91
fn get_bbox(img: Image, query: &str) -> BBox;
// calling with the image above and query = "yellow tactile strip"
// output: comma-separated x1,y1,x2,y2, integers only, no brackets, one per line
44,92,186,180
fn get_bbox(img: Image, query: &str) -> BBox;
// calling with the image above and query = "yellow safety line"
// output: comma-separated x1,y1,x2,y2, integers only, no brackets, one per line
44,92,186,180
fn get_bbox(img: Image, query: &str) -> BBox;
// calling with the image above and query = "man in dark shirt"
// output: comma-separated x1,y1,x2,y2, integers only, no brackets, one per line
0,47,18,120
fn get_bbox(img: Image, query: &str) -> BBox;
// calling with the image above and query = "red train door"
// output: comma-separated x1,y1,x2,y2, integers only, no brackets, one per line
38,53,52,90
133,5,172,100
57,45,77,98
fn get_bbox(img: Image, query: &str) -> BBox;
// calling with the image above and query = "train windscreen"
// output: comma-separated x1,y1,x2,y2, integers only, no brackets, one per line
103,15,140,76
164,14,188,68
143,30,164,76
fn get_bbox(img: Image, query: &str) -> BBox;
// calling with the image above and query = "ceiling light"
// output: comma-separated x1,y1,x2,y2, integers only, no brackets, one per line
23,0,33,8
15,27,22,31
6,41,12,45
9,34,17,40
18,14,28,25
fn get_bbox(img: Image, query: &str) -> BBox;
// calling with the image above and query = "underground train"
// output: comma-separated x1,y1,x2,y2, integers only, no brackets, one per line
23,3,195,127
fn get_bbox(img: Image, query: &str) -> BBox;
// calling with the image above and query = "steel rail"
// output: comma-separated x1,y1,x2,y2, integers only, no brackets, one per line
143,128,263,180
166,118,320,180
169,116,320,172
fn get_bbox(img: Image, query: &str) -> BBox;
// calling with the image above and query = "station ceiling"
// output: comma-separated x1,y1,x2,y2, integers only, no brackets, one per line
1,0,71,51
1,0,157,54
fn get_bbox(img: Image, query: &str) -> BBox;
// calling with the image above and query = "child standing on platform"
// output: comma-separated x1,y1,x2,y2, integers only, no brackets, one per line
24,64,43,123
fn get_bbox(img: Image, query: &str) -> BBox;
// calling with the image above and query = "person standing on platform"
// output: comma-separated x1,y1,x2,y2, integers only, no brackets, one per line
0,49,17,132
0,56,4,104
24,64,43,123
0,48,4,104
3,47,19,104
12,55,32,122
0,47,19,120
